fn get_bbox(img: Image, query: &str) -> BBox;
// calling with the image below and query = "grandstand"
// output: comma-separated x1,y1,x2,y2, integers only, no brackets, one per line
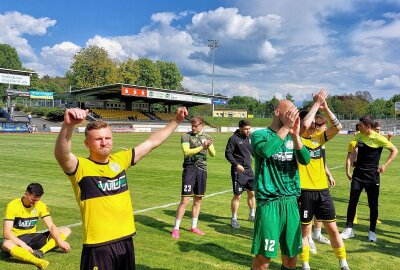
90,108,149,121
67,83,227,132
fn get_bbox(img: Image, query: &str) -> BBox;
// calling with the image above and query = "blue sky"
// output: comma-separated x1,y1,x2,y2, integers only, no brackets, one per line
1,0,400,103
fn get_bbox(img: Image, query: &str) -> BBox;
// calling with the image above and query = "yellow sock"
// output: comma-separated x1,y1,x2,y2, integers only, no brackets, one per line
299,245,310,263
10,246,49,269
333,246,347,260
40,233,67,254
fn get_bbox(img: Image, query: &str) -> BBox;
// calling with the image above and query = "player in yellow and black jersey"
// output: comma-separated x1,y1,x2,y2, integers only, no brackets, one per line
1,183,71,269
341,116,398,242
297,89,350,270
55,107,188,270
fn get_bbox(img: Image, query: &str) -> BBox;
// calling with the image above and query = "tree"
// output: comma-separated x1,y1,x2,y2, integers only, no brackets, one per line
285,93,294,103
0,44,22,70
155,60,183,90
30,75,69,94
368,98,388,119
136,58,162,88
66,46,118,89
118,58,140,85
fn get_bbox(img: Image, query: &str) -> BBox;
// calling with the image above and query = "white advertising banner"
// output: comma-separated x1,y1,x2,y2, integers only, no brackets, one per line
0,73,30,86
192,96,212,104
171,93,193,102
147,90,171,100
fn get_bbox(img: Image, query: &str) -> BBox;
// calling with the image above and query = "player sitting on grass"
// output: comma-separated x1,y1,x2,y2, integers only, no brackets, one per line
1,183,71,269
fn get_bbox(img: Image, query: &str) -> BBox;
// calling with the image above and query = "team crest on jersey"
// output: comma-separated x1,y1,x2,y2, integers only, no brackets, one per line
285,140,294,149
110,162,120,172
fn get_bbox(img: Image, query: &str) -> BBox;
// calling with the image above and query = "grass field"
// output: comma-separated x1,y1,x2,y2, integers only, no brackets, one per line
0,132,399,270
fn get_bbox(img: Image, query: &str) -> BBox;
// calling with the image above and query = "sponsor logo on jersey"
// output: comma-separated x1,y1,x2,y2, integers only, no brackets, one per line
97,175,127,192
14,218,38,229
272,152,294,161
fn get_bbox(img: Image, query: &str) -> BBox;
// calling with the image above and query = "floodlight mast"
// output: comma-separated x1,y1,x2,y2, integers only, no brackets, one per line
208,40,220,117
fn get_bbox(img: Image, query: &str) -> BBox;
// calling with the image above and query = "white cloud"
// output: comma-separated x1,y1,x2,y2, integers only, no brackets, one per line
375,75,400,88
151,12,178,25
86,35,128,59
0,11,56,61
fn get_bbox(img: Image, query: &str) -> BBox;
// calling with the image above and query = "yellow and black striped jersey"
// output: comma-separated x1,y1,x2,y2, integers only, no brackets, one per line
298,132,329,190
67,149,135,246
4,198,50,236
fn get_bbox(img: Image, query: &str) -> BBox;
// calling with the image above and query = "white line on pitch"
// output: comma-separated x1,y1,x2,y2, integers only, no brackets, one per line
59,189,231,229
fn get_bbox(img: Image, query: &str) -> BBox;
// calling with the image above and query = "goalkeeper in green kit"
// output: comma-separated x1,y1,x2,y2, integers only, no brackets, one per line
251,99,310,270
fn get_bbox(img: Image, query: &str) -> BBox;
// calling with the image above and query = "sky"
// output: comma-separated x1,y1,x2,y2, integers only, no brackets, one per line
1,0,400,104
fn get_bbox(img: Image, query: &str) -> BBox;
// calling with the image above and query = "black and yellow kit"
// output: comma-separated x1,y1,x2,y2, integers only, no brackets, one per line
4,198,50,236
68,149,135,246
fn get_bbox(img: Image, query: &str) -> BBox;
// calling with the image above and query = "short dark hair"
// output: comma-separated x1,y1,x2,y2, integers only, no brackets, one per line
355,123,359,131
239,119,251,128
359,115,374,128
373,121,380,129
190,117,204,125
26,183,44,196
85,121,111,137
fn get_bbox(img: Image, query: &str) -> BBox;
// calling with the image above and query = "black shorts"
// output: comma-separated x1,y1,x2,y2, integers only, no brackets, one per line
80,237,135,270
19,231,51,250
298,189,336,224
181,165,207,196
231,170,254,195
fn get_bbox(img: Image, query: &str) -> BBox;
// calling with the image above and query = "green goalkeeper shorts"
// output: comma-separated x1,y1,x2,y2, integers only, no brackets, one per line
251,196,302,258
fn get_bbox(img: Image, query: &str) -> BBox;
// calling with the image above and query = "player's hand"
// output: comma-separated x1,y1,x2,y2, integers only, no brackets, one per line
346,173,352,181
377,164,387,174
236,164,245,173
328,176,336,187
20,242,33,253
202,139,213,149
289,115,300,136
175,107,188,123
59,240,71,253
64,108,89,126
282,106,299,130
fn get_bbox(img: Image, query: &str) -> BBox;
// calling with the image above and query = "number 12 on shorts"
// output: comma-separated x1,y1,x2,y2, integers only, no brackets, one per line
264,239,276,251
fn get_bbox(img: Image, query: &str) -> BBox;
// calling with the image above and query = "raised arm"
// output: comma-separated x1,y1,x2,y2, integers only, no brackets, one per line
300,89,327,134
290,112,310,165
320,100,342,141
54,108,88,174
134,107,188,163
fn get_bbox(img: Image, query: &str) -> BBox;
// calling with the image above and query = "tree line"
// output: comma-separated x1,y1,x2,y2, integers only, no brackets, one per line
0,43,184,96
225,92,400,119
1,43,399,119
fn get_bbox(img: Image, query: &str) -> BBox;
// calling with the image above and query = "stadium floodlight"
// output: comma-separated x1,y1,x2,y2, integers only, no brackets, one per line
208,39,220,117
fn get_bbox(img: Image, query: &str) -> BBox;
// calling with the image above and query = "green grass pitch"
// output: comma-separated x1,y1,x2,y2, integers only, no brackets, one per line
0,132,399,269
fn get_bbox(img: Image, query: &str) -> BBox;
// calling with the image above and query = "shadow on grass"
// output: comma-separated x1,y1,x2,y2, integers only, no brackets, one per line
177,241,283,269
135,214,172,234
136,264,170,270
0,251,34,268
163,209,230,225
177,241,270,268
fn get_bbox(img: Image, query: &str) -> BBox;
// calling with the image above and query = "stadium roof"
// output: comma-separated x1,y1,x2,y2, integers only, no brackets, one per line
0,68,37,76
71,83,228,107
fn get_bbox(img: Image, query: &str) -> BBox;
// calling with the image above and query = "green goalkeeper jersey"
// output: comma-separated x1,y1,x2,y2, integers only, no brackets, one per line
251,128,310,206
